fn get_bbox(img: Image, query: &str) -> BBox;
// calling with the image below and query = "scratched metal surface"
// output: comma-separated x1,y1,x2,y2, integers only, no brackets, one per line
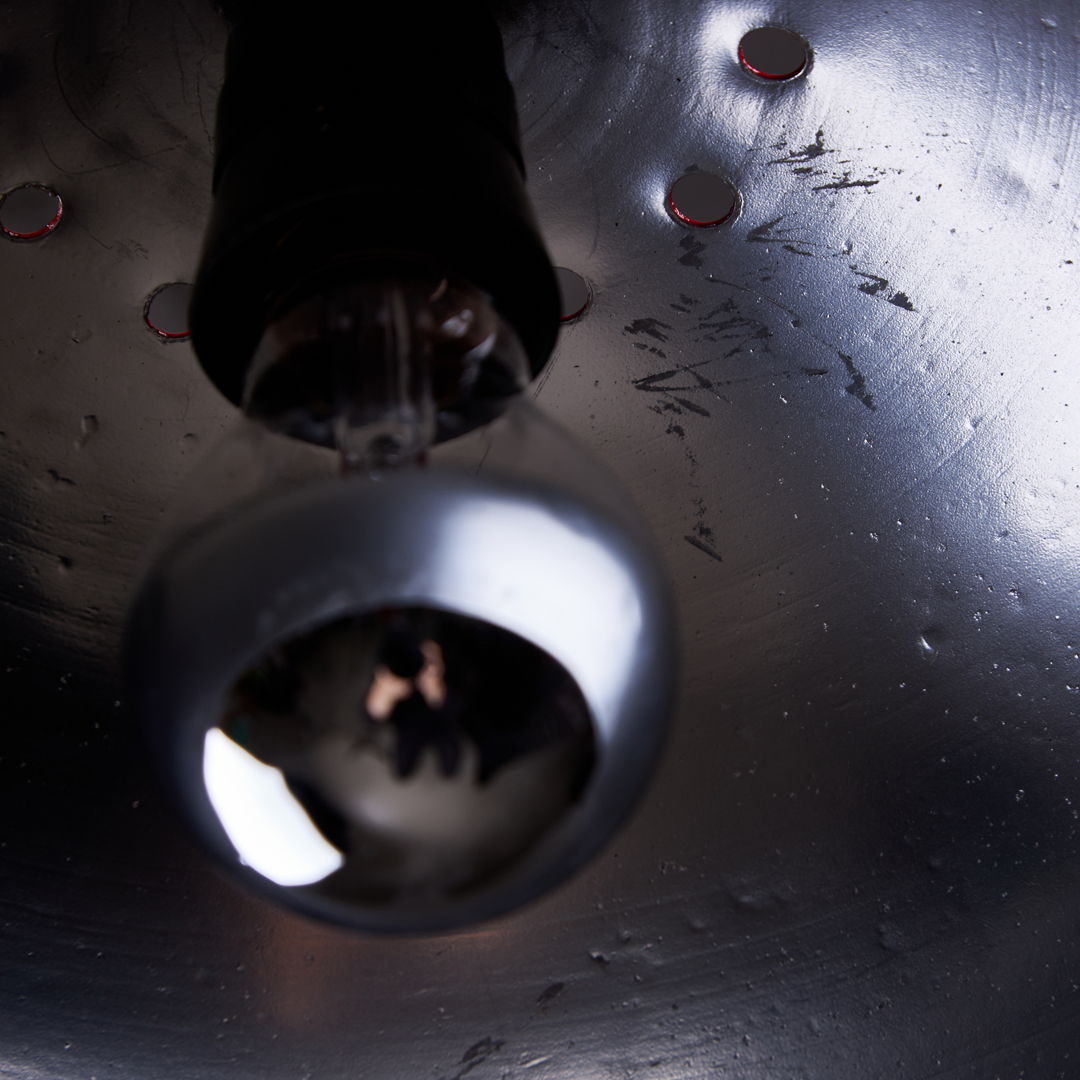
1,0,1079,1076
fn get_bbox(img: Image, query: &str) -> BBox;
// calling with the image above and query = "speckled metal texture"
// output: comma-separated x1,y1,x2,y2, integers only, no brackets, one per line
0,0,1078,1077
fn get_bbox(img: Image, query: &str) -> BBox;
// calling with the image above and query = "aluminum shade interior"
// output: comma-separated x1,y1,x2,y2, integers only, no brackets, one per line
0,1,1078,1077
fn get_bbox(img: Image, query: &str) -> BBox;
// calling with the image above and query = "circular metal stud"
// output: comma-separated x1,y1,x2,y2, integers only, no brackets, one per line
555,266,592,321
738,26,811,80
0,183,63,240
667,172,739,227
145,283,195,339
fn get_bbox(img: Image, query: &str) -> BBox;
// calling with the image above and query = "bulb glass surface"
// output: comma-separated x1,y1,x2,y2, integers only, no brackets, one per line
128,280,676,932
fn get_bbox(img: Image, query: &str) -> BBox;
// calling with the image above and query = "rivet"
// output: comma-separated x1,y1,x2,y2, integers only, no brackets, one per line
145,283,194,339
555,267,591,322
738,27,810,81
667,173,739,227
0,184,63,240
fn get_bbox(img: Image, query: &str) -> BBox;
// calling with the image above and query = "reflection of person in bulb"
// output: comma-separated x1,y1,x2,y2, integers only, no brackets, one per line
365,627,465,778
217,610,596,900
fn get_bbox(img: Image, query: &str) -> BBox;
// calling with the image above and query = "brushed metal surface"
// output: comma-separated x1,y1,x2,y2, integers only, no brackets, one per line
1,0,1078,1077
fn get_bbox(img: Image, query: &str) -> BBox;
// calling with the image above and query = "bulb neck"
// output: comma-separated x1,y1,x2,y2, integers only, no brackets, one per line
244,275,530,468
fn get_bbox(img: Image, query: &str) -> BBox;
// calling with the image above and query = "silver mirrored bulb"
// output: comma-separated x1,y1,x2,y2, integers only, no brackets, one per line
127,280,676,932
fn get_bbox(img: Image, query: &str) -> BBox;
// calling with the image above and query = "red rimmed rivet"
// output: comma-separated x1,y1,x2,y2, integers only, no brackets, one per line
555,267,592,322
145,283,194,339
738,27,810,81
0,184,63,240
667,173,739,228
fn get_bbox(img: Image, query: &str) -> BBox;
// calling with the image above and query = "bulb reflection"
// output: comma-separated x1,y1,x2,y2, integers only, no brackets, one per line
206,608,596,903
203,729,345,886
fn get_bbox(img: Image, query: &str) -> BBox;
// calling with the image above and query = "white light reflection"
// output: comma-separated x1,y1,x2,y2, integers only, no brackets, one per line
203,728,344,886
696,6,749,75
435,500,643,731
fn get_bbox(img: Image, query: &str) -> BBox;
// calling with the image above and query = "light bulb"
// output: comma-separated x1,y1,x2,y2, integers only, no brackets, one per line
127,1,676,932
128,275,676,932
